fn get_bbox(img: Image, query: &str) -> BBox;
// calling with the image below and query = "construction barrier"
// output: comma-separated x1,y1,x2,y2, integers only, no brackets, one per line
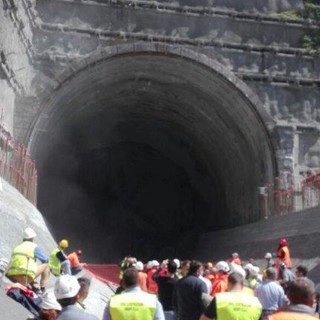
0,130,37,205
84,264,119,292
301,172,320,209
260,173,320,218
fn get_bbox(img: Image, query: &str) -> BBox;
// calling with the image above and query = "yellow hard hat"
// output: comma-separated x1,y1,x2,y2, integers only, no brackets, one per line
59,239,69,249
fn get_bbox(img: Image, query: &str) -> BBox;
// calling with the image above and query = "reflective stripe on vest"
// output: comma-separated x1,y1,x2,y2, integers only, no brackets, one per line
216,292,262,320
269,311,319,320
6,241,37,279
109,291,157,320
49,248,61,276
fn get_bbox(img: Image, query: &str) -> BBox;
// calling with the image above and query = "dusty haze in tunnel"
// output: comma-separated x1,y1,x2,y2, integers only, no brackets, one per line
29,52,275,262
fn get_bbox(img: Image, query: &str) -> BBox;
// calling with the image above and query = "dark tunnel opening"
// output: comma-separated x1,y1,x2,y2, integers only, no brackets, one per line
29,51,276,262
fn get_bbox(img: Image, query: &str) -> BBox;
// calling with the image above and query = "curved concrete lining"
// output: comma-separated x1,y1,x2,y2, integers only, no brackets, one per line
28,46,276,261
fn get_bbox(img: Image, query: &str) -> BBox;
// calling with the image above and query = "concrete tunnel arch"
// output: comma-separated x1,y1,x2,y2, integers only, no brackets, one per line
27,43,277,262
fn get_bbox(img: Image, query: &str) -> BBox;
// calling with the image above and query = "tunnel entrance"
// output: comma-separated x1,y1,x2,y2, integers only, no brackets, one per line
28,47,276,262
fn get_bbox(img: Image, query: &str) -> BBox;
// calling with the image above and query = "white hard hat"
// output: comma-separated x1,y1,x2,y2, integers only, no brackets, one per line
230,262,246,279
244,263,253,270
54,275,80,300
244,264,259,277
23,227,36,240
215,261,230,273
151,260,159,267
264,252,272,259
40,290,61,311
147,261,153,269
173,259,180,268
232,252,239,257
134,261,144,271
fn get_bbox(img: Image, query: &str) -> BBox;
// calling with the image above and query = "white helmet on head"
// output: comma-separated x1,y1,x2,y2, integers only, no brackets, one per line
40,290,61,311
173,259,180,268
134,261,144,271
264,252,272,259
54,275,80,300
23,227,36,240
215,261,230,273
151,260,159,267
230,262,246,279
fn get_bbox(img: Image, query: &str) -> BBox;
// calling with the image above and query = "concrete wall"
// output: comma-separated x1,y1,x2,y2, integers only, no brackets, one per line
0,1,35,134
141,0,304,13
196,205,320,262
0,178,56,261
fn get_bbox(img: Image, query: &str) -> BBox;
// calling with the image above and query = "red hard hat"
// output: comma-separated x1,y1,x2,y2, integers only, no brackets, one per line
279,238,287,246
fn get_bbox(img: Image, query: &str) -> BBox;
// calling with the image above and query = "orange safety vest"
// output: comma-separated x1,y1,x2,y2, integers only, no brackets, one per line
67,252,80,268
276,246,292,269
211,274,228,297
147,268,158,294
269,311,318,320
138,271,148,292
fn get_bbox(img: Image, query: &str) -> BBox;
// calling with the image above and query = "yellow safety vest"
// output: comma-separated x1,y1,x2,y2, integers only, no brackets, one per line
49,248,61,276
109,291,157,320
216,291,262,320
6,241,37,279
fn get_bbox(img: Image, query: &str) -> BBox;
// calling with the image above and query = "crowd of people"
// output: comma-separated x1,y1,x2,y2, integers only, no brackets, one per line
3,228,320,320
2,227,93,319
102,238,320,320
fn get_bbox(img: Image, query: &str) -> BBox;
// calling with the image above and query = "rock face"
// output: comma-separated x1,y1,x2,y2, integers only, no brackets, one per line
0,179,55,261
1,0,320,260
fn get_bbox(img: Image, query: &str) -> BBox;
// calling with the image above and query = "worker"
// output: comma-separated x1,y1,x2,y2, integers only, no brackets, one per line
177,260,190,279
278,262,295,292
119,256,137,280
264,252,275,269
295,265,309,278
147,260,159,294
49,239,71,276
67,250,87,275
229,253,241,266
267,277,318,319
255,267,287,317
173,260,207,320
54,274,98,320
152,259,178,320
6,227,50,294
211,261,230,297
200,272,262,320
37,289,62,320
244,264,260,290
275,238,292,270
134,261,147,292
102,267,165,320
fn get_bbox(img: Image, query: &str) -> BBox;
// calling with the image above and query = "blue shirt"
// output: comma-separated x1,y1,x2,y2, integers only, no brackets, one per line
255,280,287,311
34,246,48,263
56,305,98,320
103,286,165,320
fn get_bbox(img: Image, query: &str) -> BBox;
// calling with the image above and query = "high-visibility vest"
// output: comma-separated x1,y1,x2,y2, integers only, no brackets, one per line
216,291,262,320
49,248,61,276
147,269,158,294
276,246,292,269
109,291,157,320
268,311,318,320
211,274,228,296
6,241,37,279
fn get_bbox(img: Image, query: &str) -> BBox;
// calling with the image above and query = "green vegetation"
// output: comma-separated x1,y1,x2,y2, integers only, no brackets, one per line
272,10,301,20
271,1,320,52
299,1,320,52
